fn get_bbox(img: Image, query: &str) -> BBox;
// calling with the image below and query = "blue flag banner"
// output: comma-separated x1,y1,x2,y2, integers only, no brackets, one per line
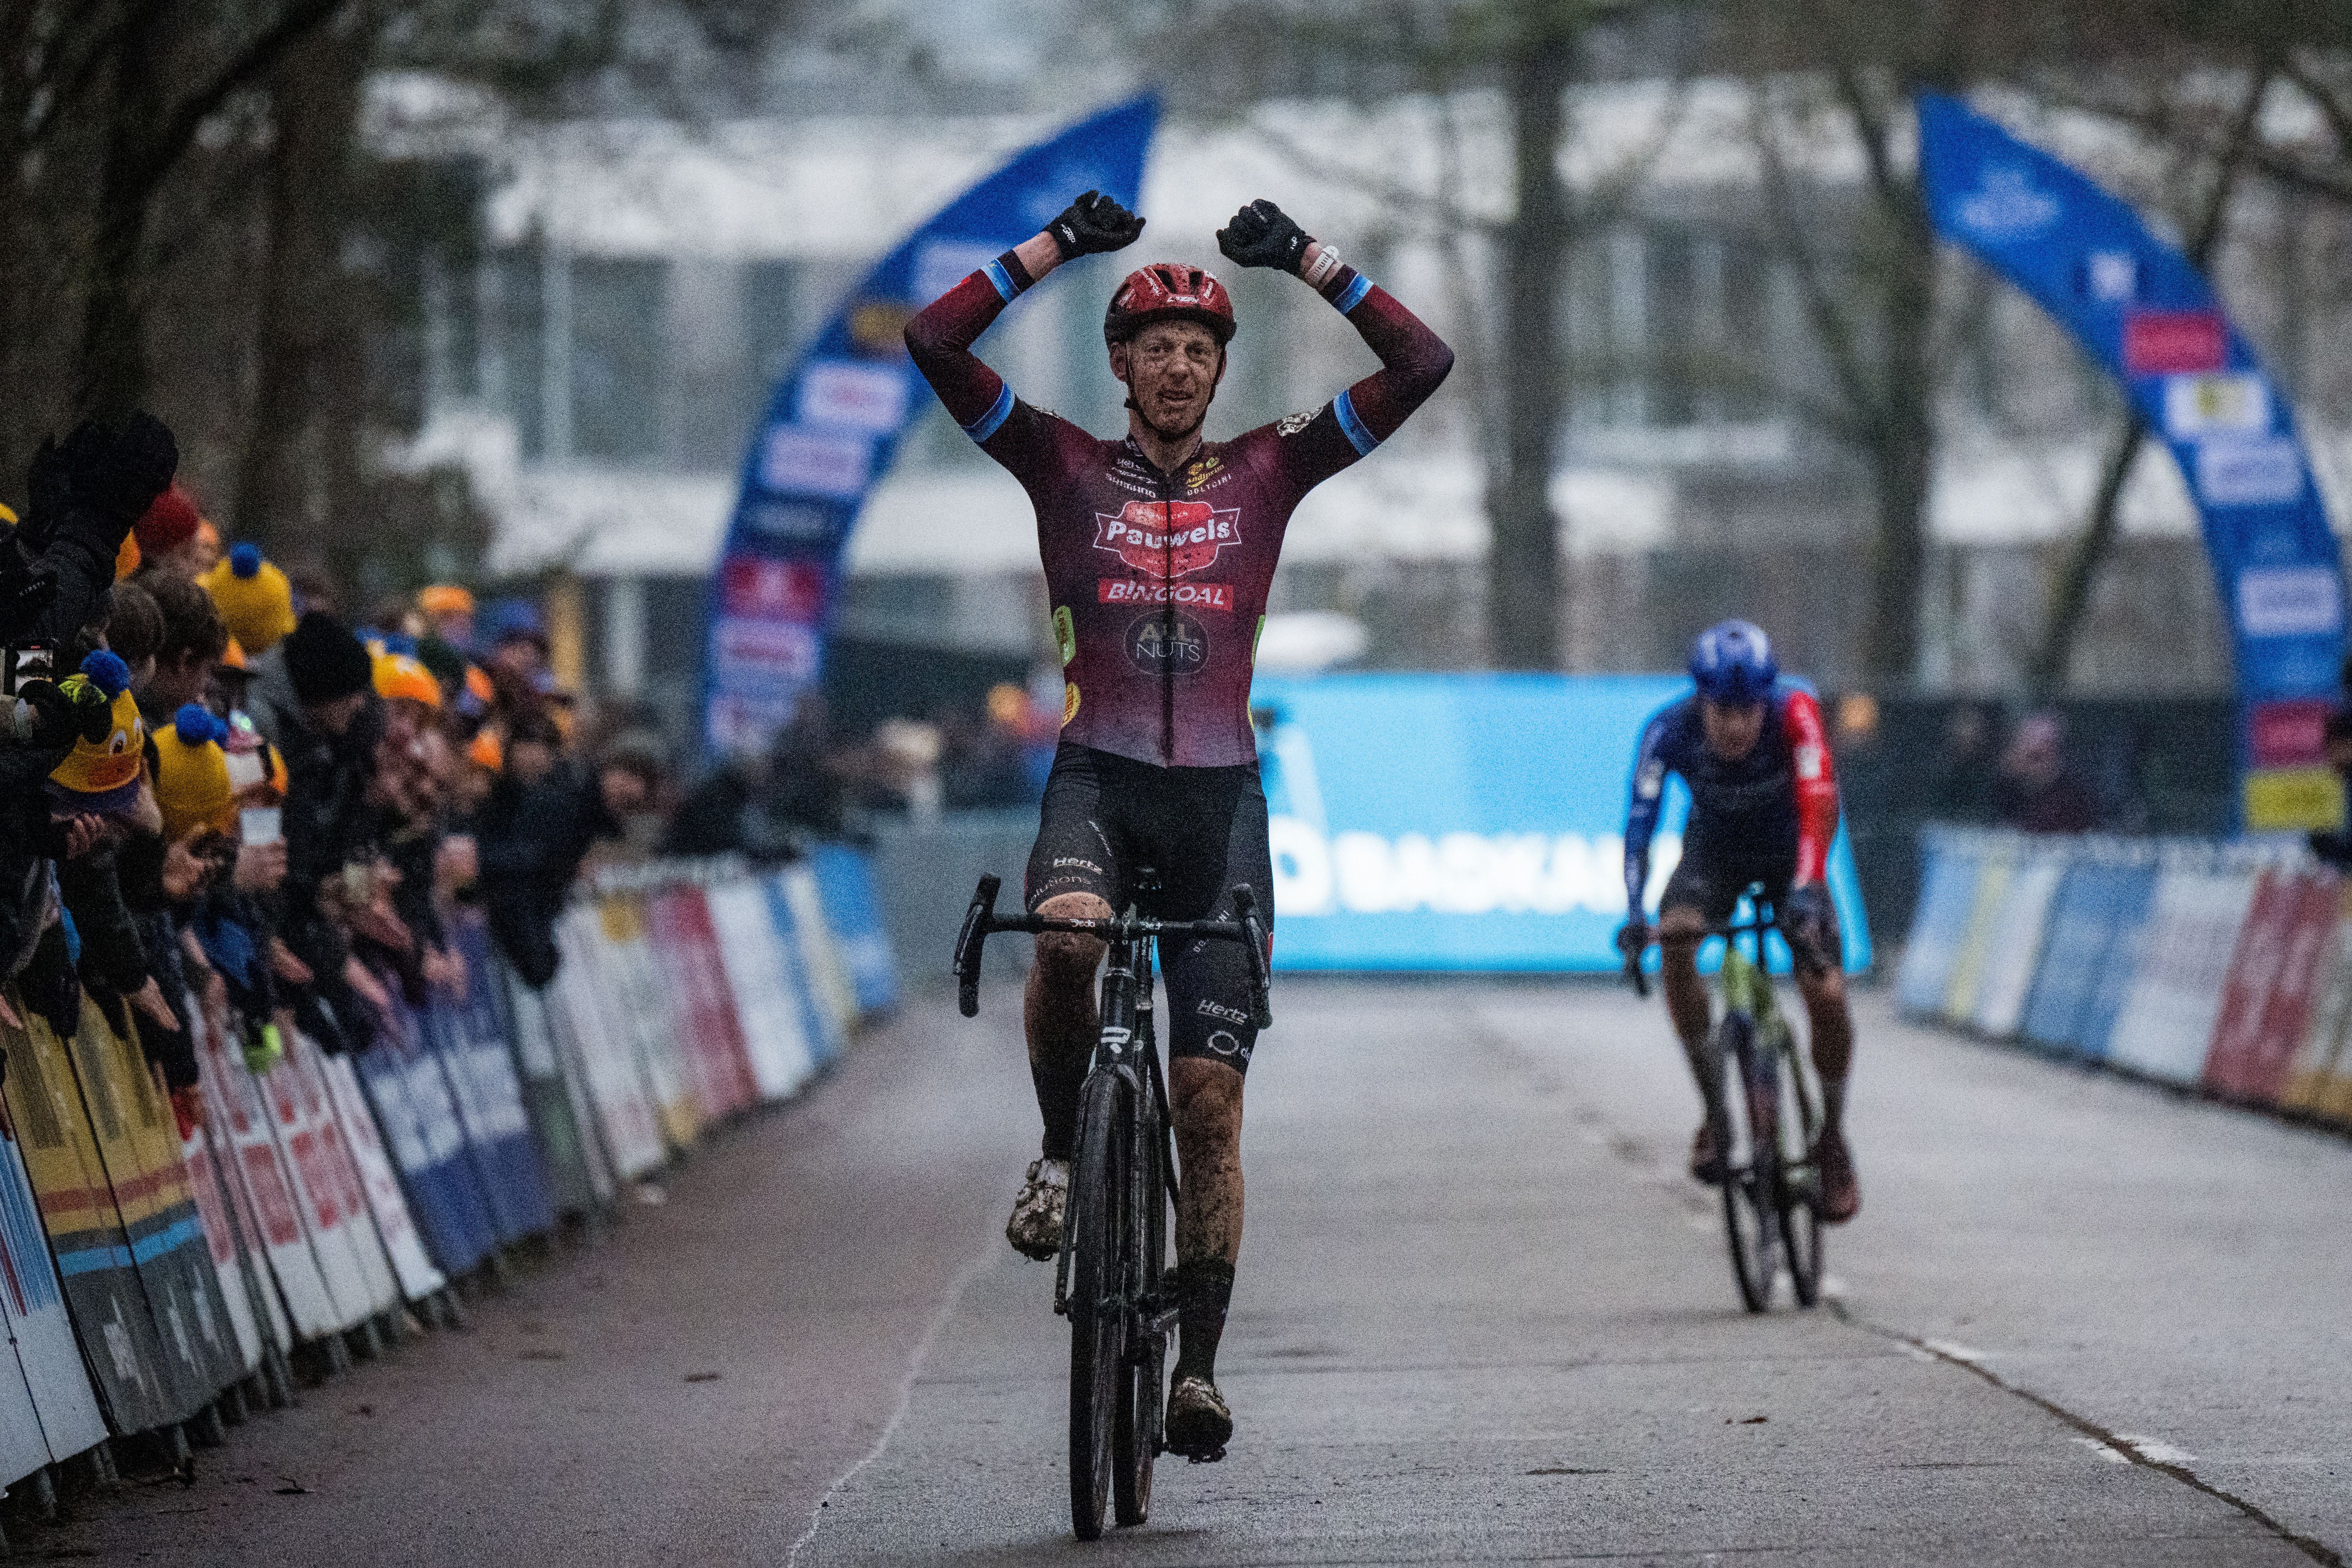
1253,673,1871,974
1918,93,2347,832
700,99,1159,753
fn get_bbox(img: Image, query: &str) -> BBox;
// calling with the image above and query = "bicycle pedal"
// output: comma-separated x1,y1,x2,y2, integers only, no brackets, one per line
1184,1445,1227,1465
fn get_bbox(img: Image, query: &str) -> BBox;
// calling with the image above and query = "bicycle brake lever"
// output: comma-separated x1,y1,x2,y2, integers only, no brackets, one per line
1232,885,1274,1030
953,874,1001,1017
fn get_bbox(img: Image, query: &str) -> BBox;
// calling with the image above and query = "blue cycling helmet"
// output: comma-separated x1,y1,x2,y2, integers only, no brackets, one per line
1689,620,1778,702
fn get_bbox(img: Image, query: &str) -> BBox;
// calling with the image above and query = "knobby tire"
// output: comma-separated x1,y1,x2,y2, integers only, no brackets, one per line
1774,1032,1824,1308
1716,1011,1780,1313
1068,1072,1126,1541
1112,1073,1168,1526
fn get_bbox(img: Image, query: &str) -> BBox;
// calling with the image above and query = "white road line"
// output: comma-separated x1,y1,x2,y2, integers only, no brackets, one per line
2116,1434,2199,1465
1921,1338,1986,1364
786,1239,996,1567
2072,1436,2130,1465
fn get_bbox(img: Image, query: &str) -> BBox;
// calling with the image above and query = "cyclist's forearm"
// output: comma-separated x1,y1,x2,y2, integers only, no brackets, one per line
905,270,1017,428
905,234,1068,427
1622,824,1654,917
1011,231,1062,282
1315,263,1454,442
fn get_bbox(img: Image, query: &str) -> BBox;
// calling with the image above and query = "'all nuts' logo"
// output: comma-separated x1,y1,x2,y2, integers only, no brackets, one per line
1126,611,1209,675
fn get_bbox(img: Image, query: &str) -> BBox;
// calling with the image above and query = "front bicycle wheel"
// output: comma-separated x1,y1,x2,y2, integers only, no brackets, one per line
1068,1072,1127,1541
1112,1075,1168,1526
1715,1011,1779,1313
1771,1026,1824,1308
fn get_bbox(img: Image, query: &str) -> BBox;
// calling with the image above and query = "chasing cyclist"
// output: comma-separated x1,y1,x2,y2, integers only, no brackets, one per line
907,190,1451,1458
1616,621,1861,1224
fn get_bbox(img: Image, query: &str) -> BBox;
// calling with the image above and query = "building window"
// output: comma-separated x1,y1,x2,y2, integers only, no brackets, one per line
570,257,667,464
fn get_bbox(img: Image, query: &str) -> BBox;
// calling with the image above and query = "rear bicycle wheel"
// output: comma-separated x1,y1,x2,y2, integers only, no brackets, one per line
1068,1072,1127,1541
1772,1028,1824,1308
1112,1078,1168,1526
1715,1011,1780,1313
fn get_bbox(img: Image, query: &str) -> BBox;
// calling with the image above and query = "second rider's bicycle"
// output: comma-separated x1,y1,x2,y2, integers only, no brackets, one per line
953,871,1273,1540
1627,887,1824,1314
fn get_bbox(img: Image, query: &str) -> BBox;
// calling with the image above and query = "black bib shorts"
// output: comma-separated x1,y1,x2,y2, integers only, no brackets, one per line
1024,741,1275,1073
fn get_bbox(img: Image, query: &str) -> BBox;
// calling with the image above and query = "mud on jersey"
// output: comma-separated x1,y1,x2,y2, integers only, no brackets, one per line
907,255,1452,768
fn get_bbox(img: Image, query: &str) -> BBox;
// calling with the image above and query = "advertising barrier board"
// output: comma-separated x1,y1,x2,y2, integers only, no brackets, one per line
67,1003,244,1413
552,910,668,1176
1899,833,1985,1016
1971,850,2067,1037
1942,844,2018,1026
2203,867,2339,1105
1252,675,1871,973
0,1120,107,1464
436,917,557,1243
702,881,817,1101
810,844,901,1015
2104,862,2261,1084
193,1012,340,1340
2018,855,2156,1055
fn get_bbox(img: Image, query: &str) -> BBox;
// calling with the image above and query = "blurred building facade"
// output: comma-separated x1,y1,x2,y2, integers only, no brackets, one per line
370,75,2352,737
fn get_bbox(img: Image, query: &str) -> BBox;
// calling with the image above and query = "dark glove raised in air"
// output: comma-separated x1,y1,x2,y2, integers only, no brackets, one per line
1045,190,1145,262
1216,198,1313,274
57,413,178,537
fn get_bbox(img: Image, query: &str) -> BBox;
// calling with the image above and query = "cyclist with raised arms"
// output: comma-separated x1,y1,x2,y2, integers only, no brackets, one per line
1616,621,1861,1224
907,190,1452,1459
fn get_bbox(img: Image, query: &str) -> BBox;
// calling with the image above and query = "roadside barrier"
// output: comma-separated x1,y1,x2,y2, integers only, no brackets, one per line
1901,826,2352,1130
0,845,893,1501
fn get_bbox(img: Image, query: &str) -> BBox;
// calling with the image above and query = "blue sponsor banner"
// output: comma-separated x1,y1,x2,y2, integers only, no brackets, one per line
1919,94,2347,830
2019,859,2153,1053
1251,673,1869,973
2079,864,2162,1062
700,99,1157,754
1896,834,1987,1015
809,844,901,1015
761,877,845,1066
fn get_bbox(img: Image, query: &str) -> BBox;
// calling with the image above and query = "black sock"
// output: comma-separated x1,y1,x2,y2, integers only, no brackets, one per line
1171,1259,1234,1385
1821,1077,1846,1138
1033,1052,1086,1162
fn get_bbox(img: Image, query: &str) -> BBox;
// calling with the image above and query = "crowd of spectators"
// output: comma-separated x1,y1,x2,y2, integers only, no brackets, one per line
0,413,662,1143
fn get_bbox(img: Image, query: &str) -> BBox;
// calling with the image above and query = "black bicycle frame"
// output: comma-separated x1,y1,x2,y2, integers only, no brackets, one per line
952,872,1274,1321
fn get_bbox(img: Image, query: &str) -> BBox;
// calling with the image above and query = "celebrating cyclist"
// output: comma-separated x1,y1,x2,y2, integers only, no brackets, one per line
907,191,1451,1459
1616,621,1860,1224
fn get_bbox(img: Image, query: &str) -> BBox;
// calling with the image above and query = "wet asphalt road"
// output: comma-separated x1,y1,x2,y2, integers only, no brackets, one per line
40,979,2352,1565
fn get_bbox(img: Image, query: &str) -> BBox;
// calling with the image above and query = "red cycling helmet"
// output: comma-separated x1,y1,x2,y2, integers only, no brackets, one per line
1102,262,1236,348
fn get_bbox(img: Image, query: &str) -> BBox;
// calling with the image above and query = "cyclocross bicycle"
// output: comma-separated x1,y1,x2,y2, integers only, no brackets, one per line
1626,886,1824,1313
953,871,1273,1540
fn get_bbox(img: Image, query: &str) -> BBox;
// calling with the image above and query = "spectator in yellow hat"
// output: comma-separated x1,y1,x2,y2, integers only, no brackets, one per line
415,585,475,688
152,704,236,846
198,542,297,657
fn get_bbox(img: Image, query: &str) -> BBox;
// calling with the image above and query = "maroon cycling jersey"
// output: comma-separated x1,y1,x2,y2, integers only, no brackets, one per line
906,254,1452,767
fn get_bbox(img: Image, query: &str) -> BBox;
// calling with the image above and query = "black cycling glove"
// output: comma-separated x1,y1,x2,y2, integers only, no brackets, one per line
1615,918,1652,963
1045,190,1145,262
1782,884,1837,974
58,412,178,537
1217,198,1313,274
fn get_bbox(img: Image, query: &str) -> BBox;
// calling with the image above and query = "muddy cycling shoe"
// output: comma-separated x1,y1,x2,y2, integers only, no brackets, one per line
1005,1158,1069,1261
1688,1121,1727,1186
1165,1374,1232,1462
1812,1130,1860,1224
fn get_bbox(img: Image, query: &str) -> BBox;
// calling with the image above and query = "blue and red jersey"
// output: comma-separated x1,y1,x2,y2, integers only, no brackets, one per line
1623,688,1840,914
906,253,1451,769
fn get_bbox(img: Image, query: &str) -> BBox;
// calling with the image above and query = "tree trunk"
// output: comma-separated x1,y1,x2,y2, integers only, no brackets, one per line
1855,154,1939,687
235,14,372,567
77,14,171,418
1485,11,1573,670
